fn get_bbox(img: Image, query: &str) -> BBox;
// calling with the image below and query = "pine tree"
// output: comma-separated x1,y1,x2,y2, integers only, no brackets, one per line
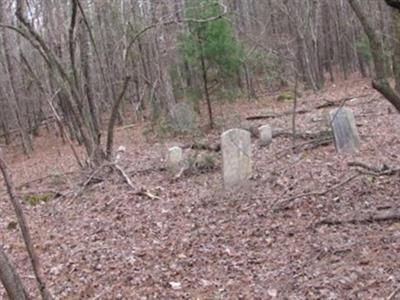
179,0,242,128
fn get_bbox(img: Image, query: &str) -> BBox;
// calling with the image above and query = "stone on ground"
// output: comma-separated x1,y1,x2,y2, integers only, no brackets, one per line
258,125,272,146
167,146,183,171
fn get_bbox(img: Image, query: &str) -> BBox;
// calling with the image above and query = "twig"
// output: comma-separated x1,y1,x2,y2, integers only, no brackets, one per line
292,73,299,152
246,109,309,120
113,163,161,201
74,163,111,198
274,162,400,212
387,287,400,300
273,173,361,212
316,209,400,227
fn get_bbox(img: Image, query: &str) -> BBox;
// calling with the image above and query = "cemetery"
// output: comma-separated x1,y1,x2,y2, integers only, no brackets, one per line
1,0,400,298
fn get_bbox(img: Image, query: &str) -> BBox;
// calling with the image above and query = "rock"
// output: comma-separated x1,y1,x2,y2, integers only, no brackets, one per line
167,146,183,171
329,107,360,153
258,125,272,146
221,129,252,189
169,282,182,290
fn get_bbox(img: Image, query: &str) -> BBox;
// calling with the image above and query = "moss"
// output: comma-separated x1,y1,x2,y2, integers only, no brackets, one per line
277,91,295,102
23,193,53,206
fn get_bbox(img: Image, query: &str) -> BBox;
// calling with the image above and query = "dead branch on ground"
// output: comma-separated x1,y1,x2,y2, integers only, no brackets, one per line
246,94,371,121
315,209,400,227
273,162,400,212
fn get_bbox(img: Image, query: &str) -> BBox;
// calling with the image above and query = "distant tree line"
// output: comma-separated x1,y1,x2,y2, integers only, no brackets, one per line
0,0,397,159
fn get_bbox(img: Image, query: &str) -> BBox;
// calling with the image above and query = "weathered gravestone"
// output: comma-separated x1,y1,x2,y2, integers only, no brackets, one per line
170,103,196,133
329,107,360,153
221,129,252,189
167,146,183,171
258,125,272,146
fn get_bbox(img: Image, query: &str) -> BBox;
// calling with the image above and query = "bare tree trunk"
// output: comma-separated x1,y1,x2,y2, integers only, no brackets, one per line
0,153,52,300
78,12,100,144
0,0,32,155
200,42,213,128
392,8,400,93
106,76,131,158
348,0,400,112
0,245,30,300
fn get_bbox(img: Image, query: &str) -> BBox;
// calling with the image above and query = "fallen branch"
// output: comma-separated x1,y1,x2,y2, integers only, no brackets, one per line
273,173,361,212
74,162,112,198
274,162,400,212
113,163,161,201
275,135,332,159
246,109,309,121
388,287,400,300
246,94,371,121
315,209,400,227
272,129,332,140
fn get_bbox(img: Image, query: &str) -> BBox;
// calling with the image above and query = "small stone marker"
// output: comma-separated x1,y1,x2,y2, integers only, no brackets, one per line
221,129,252,189
258,125,272,146
167,146,183,171
329,107,360,153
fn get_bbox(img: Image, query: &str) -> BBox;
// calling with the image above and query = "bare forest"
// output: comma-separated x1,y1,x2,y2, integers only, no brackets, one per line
2,0,400,299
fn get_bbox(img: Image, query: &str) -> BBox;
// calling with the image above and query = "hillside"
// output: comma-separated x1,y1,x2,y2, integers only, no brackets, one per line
1,78,400,299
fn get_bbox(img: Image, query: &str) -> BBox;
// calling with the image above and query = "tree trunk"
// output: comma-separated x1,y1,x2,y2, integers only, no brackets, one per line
348,0,400,112
0,245,30,300
200,43,213,128
0,153,52,300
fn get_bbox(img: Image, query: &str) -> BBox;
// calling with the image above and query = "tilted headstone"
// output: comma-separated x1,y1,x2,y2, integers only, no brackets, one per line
221,129,252,189
167,146,183,171
329,108,360,153
258,125,272,146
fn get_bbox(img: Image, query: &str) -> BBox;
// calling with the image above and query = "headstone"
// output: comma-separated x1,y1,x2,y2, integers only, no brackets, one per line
221,129,252,189
167,146,183,171
258,125,272,146
329,107,360,153
170,103,196,133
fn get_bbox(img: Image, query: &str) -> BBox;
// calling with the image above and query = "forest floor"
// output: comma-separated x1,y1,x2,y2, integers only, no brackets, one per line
2,77,400,299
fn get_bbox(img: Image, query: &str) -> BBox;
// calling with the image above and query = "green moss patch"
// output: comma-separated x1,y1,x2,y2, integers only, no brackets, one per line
23,193,54,206
277,91,295,102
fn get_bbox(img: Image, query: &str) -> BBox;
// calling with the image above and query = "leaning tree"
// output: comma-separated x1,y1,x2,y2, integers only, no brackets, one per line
348,0,400,112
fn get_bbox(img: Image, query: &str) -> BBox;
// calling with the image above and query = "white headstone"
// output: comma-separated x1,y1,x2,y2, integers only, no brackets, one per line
258,125,272,146
167,146,183,171
329,108,360,153
221,129,252,189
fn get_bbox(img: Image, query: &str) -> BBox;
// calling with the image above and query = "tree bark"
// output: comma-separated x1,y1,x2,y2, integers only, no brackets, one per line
0,153,53,300
348,0,400,112
0,245,30,300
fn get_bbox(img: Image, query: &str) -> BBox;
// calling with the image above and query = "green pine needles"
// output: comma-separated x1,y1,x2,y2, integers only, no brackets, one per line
179,0,242,128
